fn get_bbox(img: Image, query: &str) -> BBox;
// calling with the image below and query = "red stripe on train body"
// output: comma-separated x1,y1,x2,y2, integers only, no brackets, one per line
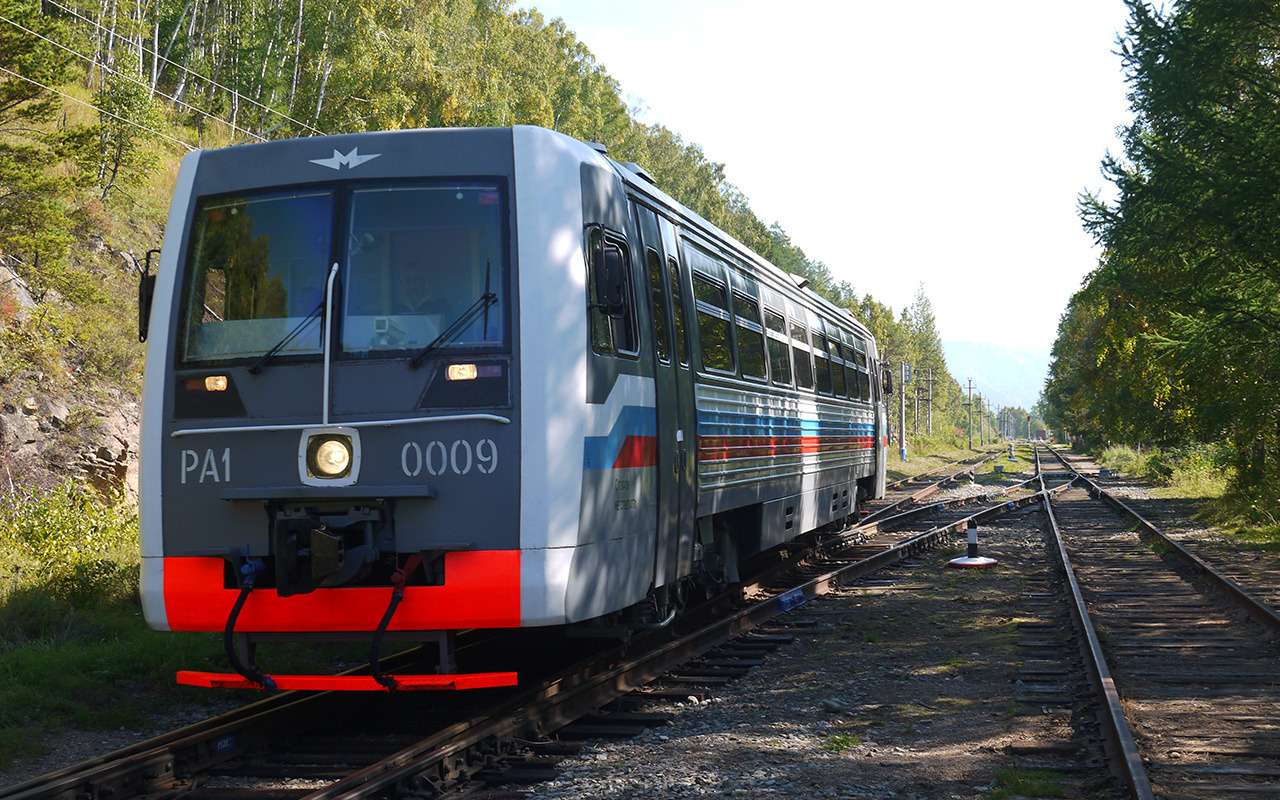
612,434,659,468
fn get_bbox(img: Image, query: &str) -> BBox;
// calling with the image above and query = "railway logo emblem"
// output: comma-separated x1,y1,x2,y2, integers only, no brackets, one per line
309,147,381,170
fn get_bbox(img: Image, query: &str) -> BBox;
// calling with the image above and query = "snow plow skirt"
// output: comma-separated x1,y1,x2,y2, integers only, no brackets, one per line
176,670,518,691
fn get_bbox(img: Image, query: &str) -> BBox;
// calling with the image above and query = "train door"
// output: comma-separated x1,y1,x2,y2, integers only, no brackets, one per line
633,204,696,589
657,216,698,580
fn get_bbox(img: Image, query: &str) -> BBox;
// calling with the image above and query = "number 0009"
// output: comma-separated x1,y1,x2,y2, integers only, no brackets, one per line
401,439,498,477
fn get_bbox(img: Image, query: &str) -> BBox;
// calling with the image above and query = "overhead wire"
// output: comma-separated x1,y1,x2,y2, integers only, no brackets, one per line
41,0,326,136
0,13,267,143
0,64,195,150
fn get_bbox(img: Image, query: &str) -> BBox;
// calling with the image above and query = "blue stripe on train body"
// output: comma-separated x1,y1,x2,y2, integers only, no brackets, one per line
695,409,875,437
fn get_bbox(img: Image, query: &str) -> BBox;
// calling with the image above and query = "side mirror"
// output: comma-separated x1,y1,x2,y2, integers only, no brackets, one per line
882,368,894,395
138,248,159,343
594,239,627,318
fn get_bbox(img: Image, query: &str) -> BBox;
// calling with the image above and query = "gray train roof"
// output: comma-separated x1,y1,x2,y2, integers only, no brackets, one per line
600,149,874,343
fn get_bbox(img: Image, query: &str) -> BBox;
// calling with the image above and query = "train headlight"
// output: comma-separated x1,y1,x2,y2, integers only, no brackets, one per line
307,434,353,479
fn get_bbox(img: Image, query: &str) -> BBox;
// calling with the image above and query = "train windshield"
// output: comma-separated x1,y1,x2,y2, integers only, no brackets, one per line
342,184,505,355
180,191,334,363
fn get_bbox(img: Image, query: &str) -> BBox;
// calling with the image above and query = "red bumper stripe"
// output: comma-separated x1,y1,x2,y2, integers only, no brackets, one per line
163,551,520,632
176,670,518,691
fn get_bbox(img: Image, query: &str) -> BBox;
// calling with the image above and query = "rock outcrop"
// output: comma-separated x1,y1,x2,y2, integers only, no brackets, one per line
0,392,139,500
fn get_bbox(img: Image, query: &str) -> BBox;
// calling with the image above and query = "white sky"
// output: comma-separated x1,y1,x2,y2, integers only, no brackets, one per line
524,0,1134,405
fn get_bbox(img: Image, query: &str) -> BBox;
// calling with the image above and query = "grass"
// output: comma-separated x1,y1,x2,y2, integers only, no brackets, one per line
822,732,862,753
989,766,1066,798
886,439,1005,485
1097,444,1229,500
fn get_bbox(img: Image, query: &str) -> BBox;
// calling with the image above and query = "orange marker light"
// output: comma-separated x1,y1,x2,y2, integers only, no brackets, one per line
204,375,229,392
446,363,478,381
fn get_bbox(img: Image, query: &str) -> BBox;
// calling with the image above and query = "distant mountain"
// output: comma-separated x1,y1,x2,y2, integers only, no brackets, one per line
942,340,1050,410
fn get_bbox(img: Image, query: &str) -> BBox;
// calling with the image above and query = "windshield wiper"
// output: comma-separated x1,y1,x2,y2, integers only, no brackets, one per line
409,292,498,370
408,262,497,370
248,301,324,375
408,291,498,369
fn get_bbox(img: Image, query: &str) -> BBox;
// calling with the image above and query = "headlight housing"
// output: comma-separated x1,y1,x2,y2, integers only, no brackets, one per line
306,434,353,479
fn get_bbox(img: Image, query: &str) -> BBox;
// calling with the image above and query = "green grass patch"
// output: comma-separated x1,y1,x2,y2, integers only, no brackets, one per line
0,483,367,768
823,732,862,753
990,766,1066,798
1098,444,1229,500
1222,524,1280,552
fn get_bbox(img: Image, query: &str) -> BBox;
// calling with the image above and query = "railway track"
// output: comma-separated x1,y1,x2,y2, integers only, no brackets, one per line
1055,448,1280,618
3,455,1044,800
861,450,999,527
1036,444,1280,799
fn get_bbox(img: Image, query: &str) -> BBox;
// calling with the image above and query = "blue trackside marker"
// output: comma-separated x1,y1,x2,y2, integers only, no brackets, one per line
215,734,237,753
778,588,807,612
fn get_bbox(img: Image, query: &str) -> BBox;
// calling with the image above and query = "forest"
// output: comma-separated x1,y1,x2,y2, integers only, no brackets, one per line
1041,0,1280,515
0,0,989,464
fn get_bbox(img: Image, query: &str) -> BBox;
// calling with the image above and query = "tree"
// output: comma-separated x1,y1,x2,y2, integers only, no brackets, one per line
1044,0,1280,507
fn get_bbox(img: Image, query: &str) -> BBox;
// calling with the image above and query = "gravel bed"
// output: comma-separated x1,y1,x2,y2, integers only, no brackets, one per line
522,511,1097,799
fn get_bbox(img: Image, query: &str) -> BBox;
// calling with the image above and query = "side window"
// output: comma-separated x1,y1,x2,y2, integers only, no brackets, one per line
692,272,735,372
733,290,767,381
839,344,859,400
791,320,814,390
764,308,792,386
645,248,670,363
828,336,847,397
667,257,689,366
853,338,871,401
586,227,638,356
812,329,833,395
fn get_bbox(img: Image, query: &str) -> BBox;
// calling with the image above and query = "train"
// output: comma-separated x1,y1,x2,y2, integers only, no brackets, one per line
137,125,892,691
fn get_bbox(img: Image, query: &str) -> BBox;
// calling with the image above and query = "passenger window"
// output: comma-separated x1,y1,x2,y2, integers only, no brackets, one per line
733,291,767,381
791,322,814,391
645,248,670,363
840,344,859,399
812,331,833,395
693,273,734,372
829,337,847,397
855,339,871,401
667,258,689,366
764,308,792,386
586,227,637,357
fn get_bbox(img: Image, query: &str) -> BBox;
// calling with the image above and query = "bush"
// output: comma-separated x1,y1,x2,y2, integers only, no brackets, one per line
1099,445,1152,476
0,481,138,620
1098,444,1230,498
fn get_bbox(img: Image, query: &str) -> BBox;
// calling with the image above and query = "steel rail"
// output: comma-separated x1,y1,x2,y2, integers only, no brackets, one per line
858,452,998,528
300,483,1074,800
884,449,995,491
850,470,1047,540
0,649,426,800
1044,445,1280,634
1035,455,1155,800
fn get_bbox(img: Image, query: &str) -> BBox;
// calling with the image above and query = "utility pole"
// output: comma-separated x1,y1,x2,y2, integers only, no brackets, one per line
965,379,974,450
912,385,921,435
899,362,908,462
978,395,985,446
1026,412,1032,441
